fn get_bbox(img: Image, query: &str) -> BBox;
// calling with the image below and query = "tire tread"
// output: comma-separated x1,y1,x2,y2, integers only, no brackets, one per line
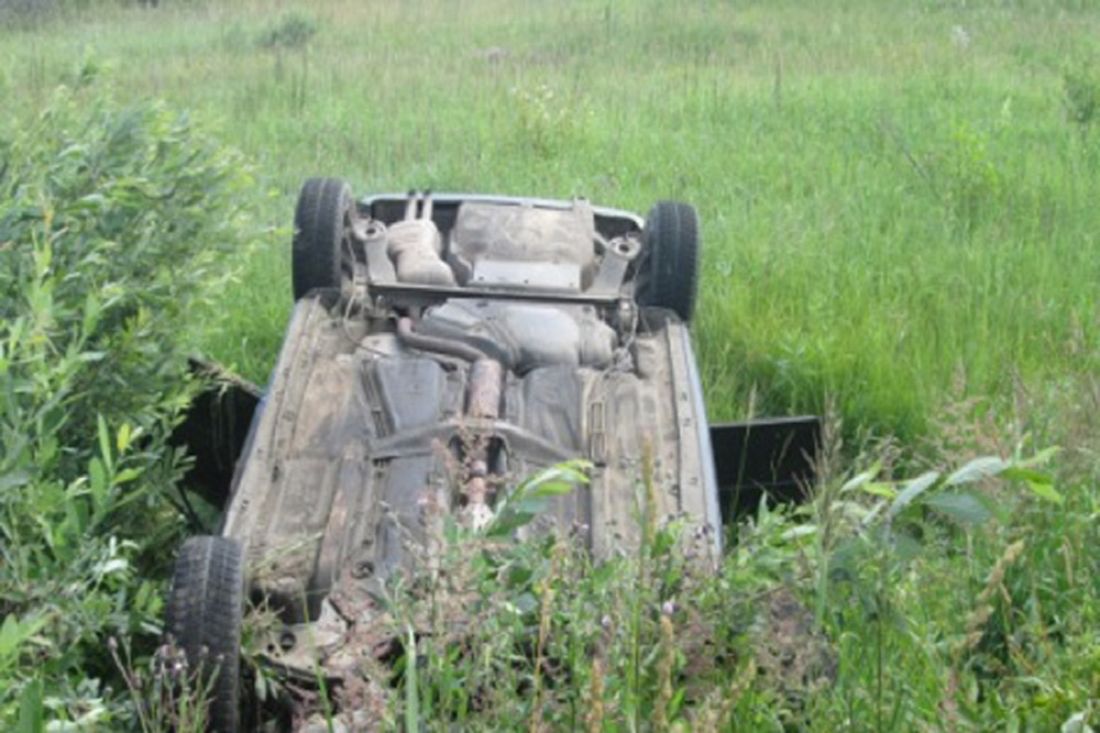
165,536,244,733
292,177,350,300
641,201,700,322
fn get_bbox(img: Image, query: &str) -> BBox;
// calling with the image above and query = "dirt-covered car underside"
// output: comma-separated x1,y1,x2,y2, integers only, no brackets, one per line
166,183,820,732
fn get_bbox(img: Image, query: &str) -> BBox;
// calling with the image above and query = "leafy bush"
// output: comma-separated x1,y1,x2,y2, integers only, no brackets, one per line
509,82,592,158
1064,61,1100,135
257,10,318,51
0,84,255,728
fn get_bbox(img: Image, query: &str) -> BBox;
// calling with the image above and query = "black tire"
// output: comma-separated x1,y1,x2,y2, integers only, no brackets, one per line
637,201,701,323
165,536,244,733
292,177,353,300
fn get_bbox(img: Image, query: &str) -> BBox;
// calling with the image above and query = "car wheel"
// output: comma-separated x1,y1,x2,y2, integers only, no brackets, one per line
165,536,244,733
637,201,700,323
292,177,354,300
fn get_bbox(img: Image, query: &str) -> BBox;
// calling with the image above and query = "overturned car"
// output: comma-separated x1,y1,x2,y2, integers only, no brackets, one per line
166,182,819,731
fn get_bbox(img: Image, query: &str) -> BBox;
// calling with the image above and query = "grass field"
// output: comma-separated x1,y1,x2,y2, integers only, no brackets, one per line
2,0,1099,730
6,0,1100,434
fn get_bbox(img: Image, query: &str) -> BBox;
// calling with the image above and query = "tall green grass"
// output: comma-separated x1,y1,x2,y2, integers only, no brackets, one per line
2,2,1098,730
4,0,1098,437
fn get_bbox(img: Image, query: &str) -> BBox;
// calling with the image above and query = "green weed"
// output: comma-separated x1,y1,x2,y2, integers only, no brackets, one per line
258,11,317,52
0,0,1088,441
1064,61,1100,134
248,437,1090,730
0,82,259,728
0,1,1098,730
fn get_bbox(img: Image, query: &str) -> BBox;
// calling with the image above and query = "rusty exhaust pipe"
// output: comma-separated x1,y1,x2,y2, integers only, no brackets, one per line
463,358,503,527
466,358,502,419
396,317,487,363
394,316,503,528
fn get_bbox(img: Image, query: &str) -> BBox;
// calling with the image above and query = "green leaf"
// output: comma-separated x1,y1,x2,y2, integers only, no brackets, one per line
924,490,994,525
945,456,1007,486
81,292,101,336
64,493,89,538
17,678,43,733
88,458,108,507
525,461,590,498
483,461,589,538
116,422,132,454
840,466,880,494
780,524,818,541
96,414,113,474
652,524,679,556
514,592,539,615
1000,466,1053,485
485,510,537,539
0,470,30,493
506,565,534,588
860,481,898,499
1025,479,1063,505
74,193,107,210
1018,446,1060,469
514,497,549,516
527,479,575,498
0,613,48,666
1001,467,1063,504
113,467,143,484
890,527,924,564
887,471,940,520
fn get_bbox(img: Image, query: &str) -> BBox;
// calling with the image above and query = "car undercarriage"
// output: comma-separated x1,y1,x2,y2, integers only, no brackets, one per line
166,184,819,732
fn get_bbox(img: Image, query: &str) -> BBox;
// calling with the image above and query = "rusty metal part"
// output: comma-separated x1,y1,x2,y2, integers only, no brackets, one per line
393,320,504,525
396,316,487,362
465,475,489,514
590,234,641,296
362,220,397,284
462,358,503,527
466,358,503,418
449,200,594,291
388,191,455,286
417,300,616,373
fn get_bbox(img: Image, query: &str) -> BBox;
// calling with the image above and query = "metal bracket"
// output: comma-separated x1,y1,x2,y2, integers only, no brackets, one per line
589,234,641,296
